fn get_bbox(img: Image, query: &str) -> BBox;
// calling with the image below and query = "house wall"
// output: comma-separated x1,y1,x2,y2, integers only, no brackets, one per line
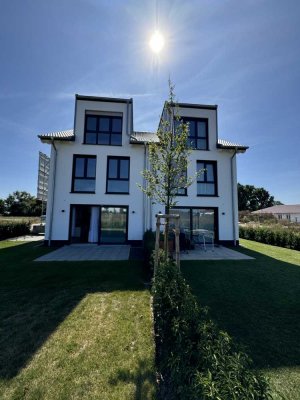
275,213,300,223
45,99,240,245
45,99,146,243
151,106,238,243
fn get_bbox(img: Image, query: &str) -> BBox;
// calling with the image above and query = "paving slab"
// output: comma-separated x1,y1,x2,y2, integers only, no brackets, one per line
35,244,131,262
180,245,254,261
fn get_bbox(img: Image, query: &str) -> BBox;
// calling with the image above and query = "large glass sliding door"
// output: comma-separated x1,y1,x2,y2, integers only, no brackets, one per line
170,207,218,244
100,207,128,244
70,205,128,244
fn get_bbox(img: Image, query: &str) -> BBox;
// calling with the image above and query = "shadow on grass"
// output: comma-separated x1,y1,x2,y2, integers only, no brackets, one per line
109,359,155,400
181,245,300,370
0,241,145,379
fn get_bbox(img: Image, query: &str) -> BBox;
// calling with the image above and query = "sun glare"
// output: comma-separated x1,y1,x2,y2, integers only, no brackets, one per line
149,30,165,54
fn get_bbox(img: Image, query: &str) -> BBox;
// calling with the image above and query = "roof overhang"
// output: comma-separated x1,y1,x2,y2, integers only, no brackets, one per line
38,130,75,143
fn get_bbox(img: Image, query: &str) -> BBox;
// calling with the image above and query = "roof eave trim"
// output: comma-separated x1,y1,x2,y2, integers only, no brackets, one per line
75,94,133,104
217,144,249,152
38,135,75,142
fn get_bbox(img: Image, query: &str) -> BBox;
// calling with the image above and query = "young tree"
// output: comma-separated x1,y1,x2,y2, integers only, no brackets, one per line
139,81,199,256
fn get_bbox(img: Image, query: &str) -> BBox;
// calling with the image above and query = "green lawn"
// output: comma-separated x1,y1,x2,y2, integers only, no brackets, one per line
182,239,300,400
0,241,156,400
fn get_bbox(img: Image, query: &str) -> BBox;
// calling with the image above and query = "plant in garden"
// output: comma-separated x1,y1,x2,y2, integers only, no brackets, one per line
139,80,199,257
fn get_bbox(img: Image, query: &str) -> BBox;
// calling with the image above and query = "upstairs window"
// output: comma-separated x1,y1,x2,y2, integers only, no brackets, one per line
181,117,209,150
84,115,122,146
197,161,217,196
72,155,96,193
106,156,130,194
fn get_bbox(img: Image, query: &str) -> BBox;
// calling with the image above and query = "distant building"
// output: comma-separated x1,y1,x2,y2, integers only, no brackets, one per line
252,205,300,223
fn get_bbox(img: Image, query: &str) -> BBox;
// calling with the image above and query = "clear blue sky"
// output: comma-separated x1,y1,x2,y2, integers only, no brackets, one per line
0,0,299,203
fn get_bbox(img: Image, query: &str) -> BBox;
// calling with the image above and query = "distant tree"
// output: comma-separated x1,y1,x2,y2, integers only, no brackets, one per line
273,200,284,206
4,191,42,216
238,183,281,211
0,199,5,215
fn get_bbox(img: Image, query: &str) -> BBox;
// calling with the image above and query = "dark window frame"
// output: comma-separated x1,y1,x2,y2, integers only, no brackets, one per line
84,114,123,146
197,160,218,197
71,155,97,193
106,156,130,194
168,206,219,243
68,204,129,244
180,117,209,150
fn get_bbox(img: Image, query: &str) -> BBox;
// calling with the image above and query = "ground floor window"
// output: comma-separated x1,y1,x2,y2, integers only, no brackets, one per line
170,207,218,245
70,205,128,244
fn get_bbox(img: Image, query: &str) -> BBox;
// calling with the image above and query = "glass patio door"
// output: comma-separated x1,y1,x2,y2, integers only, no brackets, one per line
192,209,215,244
100,207,128,243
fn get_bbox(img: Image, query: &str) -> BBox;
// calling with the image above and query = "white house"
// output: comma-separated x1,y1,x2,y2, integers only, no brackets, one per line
39,94,248,247
253,205,300,223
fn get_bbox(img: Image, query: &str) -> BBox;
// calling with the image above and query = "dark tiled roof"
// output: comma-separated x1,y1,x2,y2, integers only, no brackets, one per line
217,139,248,151
253,205,300,214
38,129,75,142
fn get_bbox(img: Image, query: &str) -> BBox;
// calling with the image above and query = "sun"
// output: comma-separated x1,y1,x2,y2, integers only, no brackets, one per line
149,30,165,54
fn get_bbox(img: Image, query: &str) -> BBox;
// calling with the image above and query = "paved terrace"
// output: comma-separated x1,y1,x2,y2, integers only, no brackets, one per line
35,244,131,261
33,243,253,262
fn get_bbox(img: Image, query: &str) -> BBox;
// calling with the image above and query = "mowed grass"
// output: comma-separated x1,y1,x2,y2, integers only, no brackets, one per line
0,241,156,400
182,239,300,400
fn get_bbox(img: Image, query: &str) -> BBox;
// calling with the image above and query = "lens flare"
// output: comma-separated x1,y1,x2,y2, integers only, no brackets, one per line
149,30,165,54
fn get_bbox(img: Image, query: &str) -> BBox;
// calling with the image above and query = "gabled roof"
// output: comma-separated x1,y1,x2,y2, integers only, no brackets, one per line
38,129,248,152
38,130,75,143
253,205,300,214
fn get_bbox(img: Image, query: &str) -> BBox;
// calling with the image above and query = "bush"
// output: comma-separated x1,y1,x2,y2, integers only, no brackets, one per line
143,229,156,279
239,225,300,250
153,260,272,400
0,221,31,240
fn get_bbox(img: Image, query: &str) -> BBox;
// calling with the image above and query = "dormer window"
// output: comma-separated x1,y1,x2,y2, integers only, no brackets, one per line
84,114,122,146
181,117,209,150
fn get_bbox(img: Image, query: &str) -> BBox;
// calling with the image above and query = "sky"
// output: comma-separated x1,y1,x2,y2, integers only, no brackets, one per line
0,0,299,204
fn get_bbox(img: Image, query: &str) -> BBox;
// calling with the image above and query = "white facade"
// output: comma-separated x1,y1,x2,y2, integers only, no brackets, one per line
40,95,247,246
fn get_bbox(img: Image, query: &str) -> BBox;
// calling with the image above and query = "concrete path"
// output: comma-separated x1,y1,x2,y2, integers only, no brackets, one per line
8,235,45,242
180,245,254,260
35,244,131,262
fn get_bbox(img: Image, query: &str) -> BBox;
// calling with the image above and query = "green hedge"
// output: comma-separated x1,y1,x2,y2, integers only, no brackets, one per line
239,225,300,250
0,221,31,240
143,230,156,279
153,260,271,400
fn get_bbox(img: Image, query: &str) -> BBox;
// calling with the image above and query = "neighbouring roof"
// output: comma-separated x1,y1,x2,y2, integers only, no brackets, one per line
253,205,300,214
38,129,75,143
